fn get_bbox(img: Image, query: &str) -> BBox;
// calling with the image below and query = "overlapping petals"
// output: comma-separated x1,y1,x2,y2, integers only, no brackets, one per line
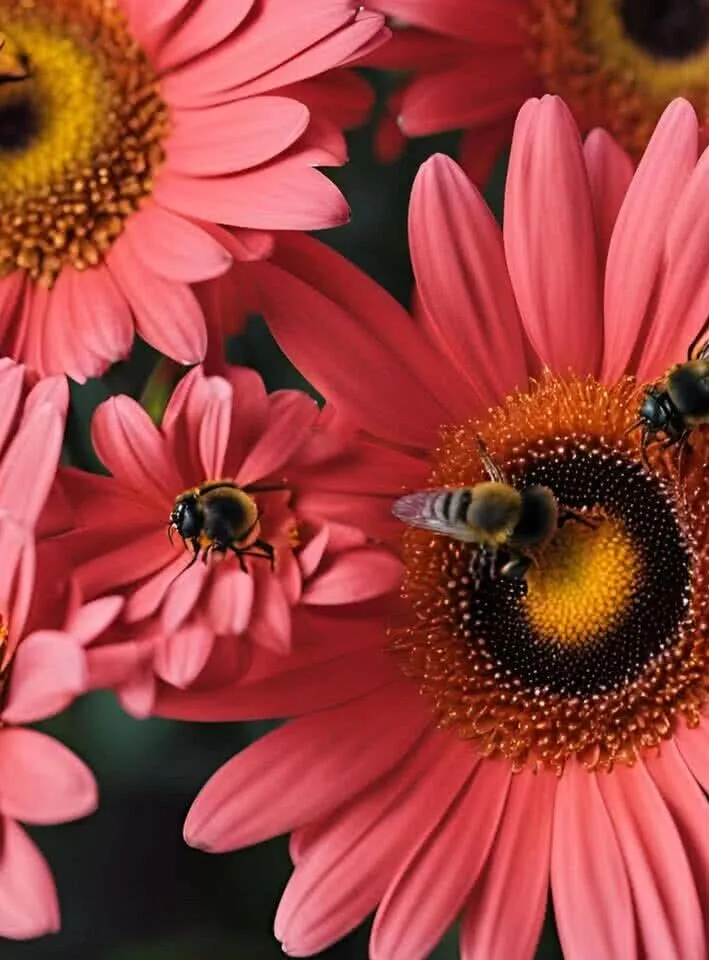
5,0,388,381
182,98,709,959
64,365,403,716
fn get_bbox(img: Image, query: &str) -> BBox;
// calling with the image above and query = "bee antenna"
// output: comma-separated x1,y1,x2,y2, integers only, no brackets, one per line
688,314,709,360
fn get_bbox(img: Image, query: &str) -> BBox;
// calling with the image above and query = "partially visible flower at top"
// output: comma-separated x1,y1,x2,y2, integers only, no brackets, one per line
363,0,708,182
178,99,709,959
63,364,402,717
0,0,388,381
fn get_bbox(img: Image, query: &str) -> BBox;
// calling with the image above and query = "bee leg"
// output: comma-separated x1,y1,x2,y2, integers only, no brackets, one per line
253,539,276,571
639,430,654,470
557,507,601,530
167,525,175,545
180,540,201,572
676,433,693,480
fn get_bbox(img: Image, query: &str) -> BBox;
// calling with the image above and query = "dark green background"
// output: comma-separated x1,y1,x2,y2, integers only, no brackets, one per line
13,77,568,960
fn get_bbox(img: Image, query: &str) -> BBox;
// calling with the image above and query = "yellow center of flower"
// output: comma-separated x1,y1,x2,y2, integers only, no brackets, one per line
528,0,709,160
523,518,641,645
0,0,168,286
392,375,709,773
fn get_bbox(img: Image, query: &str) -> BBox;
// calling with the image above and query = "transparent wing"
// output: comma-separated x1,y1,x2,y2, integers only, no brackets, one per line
392,489,467,539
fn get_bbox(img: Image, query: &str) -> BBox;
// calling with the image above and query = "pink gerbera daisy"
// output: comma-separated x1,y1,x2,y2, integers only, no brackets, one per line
0,0,387,381
0,361,115,938
364,0,708,183
178,98,709,959
64,364,402,716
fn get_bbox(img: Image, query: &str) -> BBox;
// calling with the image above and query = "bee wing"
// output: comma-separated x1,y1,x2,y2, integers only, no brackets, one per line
392,490,465,538
475,435,508,484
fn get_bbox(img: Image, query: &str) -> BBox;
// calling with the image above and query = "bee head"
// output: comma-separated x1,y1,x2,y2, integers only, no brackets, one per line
170,492,201,539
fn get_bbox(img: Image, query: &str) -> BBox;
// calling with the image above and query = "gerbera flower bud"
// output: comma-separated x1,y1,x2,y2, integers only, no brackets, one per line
182,98,709,959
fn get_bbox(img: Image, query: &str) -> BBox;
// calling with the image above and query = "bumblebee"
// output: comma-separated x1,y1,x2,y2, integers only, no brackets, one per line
392,437,593,587
628,324,709,469
168,481,279,573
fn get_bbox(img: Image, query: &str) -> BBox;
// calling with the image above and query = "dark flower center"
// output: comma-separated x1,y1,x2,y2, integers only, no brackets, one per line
619,0,709,59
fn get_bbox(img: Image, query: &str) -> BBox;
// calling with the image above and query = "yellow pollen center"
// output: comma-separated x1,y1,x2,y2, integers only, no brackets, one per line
523,518,641,645
0,0,168,286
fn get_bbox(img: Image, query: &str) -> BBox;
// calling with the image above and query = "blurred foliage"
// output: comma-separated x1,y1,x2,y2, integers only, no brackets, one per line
15,68,572,960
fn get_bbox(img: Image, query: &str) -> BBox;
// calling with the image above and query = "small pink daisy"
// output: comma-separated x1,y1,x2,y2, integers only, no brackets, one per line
364,0,709,182
65,364,402,716
0,0,387,381
180,99,709,959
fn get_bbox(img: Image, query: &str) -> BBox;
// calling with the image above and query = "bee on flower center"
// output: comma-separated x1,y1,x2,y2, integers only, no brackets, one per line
393,437,596,588
168,481,281,573
628,321,709,470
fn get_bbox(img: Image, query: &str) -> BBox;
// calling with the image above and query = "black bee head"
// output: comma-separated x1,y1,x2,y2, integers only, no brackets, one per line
639,386,669,429
170,493,201,539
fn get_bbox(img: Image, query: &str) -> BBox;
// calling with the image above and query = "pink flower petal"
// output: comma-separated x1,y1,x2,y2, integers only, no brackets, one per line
2,631,86,725
277,730,479,957
117,663,157,719
86,638,152,690
207,566,254,636
0,729,97,824
371,0,526,44
221,9,388,101
184,681,429,852
247,569,292,654
219,227,274,263
674,718,709,794
0,401,63,527
298,525,330,580
504,96,601,376
120,0,192,55
161,0,360,107
41,268,103,382
303,548,401,605
372,759,511,960
280,70,374,130
0,818,59,939
107,234,206,364
252,235,473,447
154,618,215,688
461,770,554,960
458,117,517,185
602,99,699,383
645,742,709,943
91,395,181,504
637,144,709,381
153,0,254,73
197,376,233,479
24,373,69,420
0,272,26,350
65,596,124,647
552,761,636,959
66,264,134,366
161,561,208,634
0,361,25,458
77,529,172,598
598,761,704,960
153,160,350,231
410,154,527,405
156,636,396,722
122,203,232,283
400,58,532,136
237,391,319,486
584,128,633,272
166,97,310,176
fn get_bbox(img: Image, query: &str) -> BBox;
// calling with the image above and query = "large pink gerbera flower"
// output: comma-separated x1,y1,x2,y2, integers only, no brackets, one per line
364,0,708,183
178,98,709,959
64,364,402,716
0,0,387,381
